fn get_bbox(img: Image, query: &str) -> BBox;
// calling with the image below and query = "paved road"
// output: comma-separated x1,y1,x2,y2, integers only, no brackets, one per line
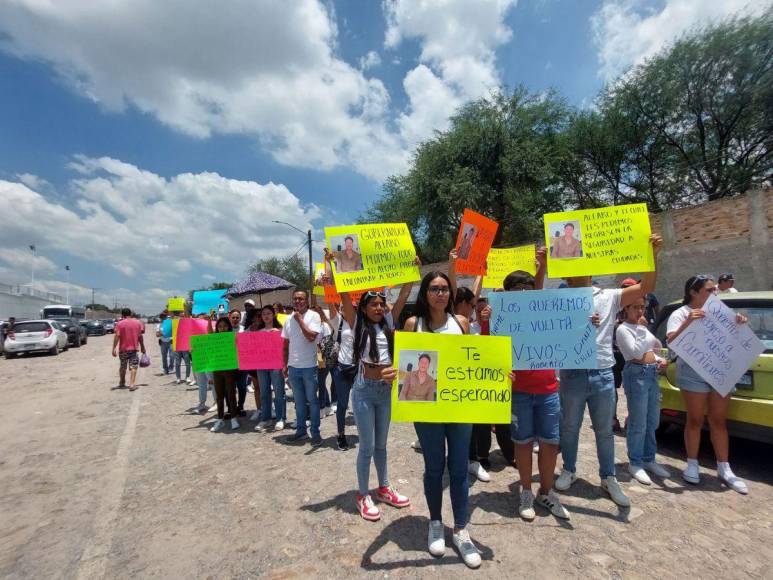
1,335,771,579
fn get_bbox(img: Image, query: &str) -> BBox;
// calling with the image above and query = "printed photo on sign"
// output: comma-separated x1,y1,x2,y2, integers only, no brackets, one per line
398,350,438,402
549,220,582,259
457,223,477,260
329,234,364,273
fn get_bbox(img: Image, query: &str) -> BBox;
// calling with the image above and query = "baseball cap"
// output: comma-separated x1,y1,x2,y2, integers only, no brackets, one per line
244,299,256,306
718,273,734,283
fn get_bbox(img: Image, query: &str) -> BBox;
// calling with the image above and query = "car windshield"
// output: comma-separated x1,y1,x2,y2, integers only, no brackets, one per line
14,322,50,333
734,307,773,352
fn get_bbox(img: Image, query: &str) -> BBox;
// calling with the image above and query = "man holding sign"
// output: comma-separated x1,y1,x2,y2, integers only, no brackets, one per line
555,234,663,509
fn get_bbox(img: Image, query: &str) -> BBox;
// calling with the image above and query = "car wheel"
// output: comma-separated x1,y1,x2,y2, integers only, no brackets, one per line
50,344,59,356
83,336,88,344
4,351,16,359
74,335,82,348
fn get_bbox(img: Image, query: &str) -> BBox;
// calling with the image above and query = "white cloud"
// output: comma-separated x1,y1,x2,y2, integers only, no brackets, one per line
592,0,772,81
384,0,516,146
0,158,318,308
359,50,382,70
202,274,217,281
0,0,408,181
0,248,57,276
16,173,54,193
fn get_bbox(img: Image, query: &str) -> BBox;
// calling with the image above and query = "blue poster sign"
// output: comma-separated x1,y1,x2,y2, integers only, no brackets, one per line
192,290,229,315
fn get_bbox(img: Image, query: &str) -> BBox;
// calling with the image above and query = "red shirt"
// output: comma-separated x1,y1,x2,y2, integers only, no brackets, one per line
116,318,144,352
480,319,558,394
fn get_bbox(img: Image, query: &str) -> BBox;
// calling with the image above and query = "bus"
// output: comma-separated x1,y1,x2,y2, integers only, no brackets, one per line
41,305,86,320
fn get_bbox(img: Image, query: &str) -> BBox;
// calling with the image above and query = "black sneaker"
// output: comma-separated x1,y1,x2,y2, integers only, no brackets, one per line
337,435,349,451
288,432,308,443
311,435,323,447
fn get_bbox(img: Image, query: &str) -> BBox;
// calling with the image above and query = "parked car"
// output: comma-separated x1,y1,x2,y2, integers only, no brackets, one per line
653,291,773,444
103,319,116,333
56,317,89,347
4,319,69,358
84,320,107,336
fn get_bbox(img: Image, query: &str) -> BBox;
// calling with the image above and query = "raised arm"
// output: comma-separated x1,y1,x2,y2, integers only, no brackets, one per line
535,246,547,290
448,249,458,297
621,234,663,308
391,256,421,323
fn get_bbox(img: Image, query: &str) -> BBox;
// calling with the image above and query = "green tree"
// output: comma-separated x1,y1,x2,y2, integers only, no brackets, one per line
247,254,308,290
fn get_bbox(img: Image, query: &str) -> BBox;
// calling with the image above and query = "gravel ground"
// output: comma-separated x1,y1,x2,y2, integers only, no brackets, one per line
0,335,771,579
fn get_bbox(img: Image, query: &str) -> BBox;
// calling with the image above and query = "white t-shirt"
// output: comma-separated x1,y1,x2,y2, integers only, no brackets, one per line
615,322,662,361
666,305,692,337
719,287,738,294
592,287,623,369
280,309,322,368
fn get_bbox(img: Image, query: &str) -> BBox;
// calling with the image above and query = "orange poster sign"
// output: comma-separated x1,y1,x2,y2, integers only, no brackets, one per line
454,209,498,276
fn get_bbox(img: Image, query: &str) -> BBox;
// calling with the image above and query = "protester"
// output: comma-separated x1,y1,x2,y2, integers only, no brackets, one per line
2,316,16,343
666,275,749,494
155,313,173,375
616,298,671,485
112,308,145,391
329,300,354,451
252,305,286,432
555,235,663,508
400,271,481,569
313,305,336,417
172,313,193,386
612,278,639,432
229,309,249,417
718,273,739,293
282,290,323,445
273,302,285,314
208,314,239,433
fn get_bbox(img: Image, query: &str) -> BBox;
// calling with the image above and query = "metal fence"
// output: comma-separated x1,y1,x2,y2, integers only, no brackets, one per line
0,282,63,303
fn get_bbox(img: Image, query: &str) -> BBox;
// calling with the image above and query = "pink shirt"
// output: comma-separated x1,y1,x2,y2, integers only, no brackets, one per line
116,318,144,352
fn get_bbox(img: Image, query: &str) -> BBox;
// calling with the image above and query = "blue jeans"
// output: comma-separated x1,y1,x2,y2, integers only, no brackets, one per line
174,350,191,380
622,363,661,465
288,366,320,438
160,340,173,373
559,368,616,478
414,422,472,529
195,371,214,406
332,364,355,435
258,369,286,422
352,376,392,495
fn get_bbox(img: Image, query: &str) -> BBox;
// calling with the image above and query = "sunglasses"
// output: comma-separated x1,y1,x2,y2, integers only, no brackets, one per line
365,290,387,299
428,286,450,295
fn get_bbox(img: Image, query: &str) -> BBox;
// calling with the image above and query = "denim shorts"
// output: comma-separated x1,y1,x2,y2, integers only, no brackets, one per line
511,391,560,445
676,358,733,395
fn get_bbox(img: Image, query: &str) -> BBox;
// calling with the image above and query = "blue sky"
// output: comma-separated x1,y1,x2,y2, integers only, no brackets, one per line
0,0,761,313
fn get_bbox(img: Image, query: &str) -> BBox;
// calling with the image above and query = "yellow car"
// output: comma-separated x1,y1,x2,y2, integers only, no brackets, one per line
653,292,773,444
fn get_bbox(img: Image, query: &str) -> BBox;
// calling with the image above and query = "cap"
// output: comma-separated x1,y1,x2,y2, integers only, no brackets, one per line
718,273,734,283
620,277,638,288
244,299,256,306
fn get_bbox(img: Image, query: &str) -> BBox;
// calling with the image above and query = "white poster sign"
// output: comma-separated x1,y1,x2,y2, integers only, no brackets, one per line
670,295,764,396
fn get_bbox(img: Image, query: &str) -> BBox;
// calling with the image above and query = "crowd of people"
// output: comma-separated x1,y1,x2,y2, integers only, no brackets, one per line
110,238,752,569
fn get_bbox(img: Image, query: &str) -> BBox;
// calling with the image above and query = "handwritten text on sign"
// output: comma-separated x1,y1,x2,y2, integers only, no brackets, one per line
236,331,285,370
490,288,597,370
482,245,536,289
544,203,654,278
190,332,238,373
325,223,420,292
391,332,512,424
670,295,764,397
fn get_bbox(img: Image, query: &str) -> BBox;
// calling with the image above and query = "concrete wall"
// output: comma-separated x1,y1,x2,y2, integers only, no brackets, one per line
0,292,57,320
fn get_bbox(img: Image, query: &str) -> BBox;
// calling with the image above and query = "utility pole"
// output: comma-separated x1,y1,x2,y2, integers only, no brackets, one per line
29,244,36,293
308,228,313,299
65,265,70,304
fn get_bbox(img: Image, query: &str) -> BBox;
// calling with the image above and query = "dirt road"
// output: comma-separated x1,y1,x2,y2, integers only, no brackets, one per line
1,335,771,579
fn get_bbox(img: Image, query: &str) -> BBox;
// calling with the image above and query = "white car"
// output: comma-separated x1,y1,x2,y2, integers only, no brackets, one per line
3,319,69,358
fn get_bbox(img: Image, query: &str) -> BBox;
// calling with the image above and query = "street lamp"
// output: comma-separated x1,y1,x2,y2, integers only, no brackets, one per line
29,244,36,294
272,220,314,297
65,265,70,304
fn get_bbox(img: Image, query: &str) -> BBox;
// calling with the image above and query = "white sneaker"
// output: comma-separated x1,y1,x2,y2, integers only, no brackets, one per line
452,528,481,569
331,403,337,413
629,465,652,485
535,489,571,520
254,420,271,433
468,461,491,482
175,379,182,384
601,476,631,507
275,420,285,430
210,419,224,433
247,384,254,393
682,461,700,484
230,418,240,430
410,440,422,451
187,378,196,385
555,469,577,491
326,407,336,417
719,467,748,495
249,410,260,422
518,489,536,521
643,461,670,478
305,419,311,427
428,520,445,557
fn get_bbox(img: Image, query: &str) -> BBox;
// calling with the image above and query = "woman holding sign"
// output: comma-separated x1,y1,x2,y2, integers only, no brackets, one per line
397,272,482,570
251,306,286,432
208,315,240,433
666,275,749,494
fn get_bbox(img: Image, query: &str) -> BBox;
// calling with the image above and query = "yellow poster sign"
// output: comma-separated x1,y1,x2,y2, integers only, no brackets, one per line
277,313,289,327
482,245,536,289
167,296,186,312
325,223,420,292
313,262,326,296
171,318,180,351
544,203,654,278
391,331,512,424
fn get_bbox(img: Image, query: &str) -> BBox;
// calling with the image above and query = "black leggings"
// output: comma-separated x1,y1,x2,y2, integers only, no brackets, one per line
469,423,514,463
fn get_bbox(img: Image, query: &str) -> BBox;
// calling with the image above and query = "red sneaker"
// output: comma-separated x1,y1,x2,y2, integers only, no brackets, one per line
356,494,381,521
375,485,411,508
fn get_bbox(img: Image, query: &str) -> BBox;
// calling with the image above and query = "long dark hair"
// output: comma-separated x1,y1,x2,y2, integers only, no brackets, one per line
215,316,233,332
255,305,282,330
683,275,713,305
414,271,460,332
353,292,394,366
